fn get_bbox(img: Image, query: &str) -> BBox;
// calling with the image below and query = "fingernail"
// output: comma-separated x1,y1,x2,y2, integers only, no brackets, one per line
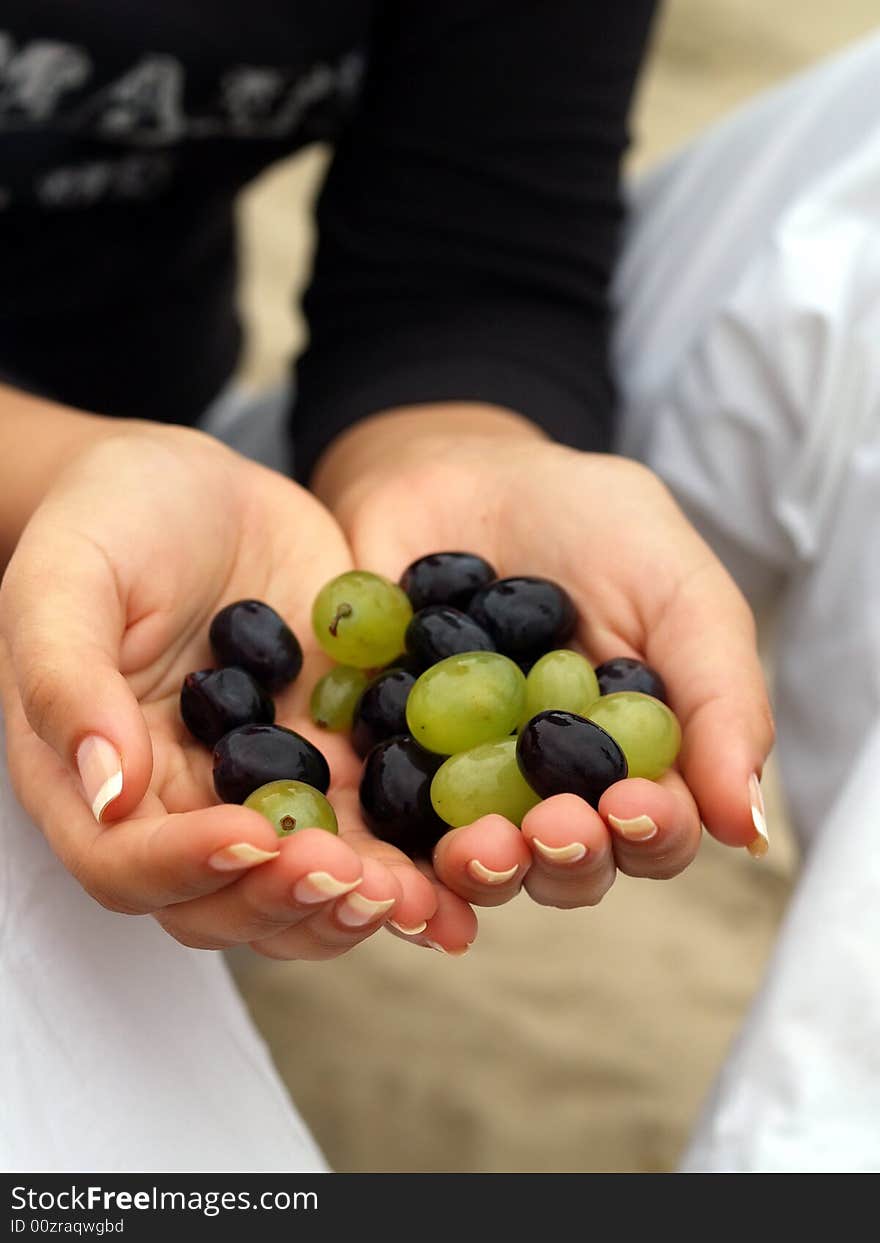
337,892,396,928
209,843,280,871
294,872,362,904
608,813,658,842
532,838,588,864
76,735,123,823
389,919,428,936
467,859,519,885
747,773,769,858
427,940,470,957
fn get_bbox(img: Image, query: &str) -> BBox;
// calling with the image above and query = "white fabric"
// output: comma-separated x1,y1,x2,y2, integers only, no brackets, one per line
614,32,880,1171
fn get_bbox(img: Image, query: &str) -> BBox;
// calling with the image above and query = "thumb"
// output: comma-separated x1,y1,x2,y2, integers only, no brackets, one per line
0,521,153,823
643,555,775,854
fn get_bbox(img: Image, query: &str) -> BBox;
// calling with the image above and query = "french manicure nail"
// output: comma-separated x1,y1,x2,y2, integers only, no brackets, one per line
532,838,588,864
747,773,770,858
209,843,280,871
389,919,428,936
427,940,470,957
76,735,123,823
337,892,396,928
467,859,519,885
293,872,362,904
608,813,658,842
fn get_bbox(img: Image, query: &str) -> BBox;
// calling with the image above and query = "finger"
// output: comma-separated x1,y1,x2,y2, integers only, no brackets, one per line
156,827,367,948
252,856,402,961
0,688,287,913
432,815,532,907
387,860,479,955
598,774,703,879
586,535,774,854
332,785,439,931
0,522,153,823
520,794,617,908
46,789,286,916
648,559,774,851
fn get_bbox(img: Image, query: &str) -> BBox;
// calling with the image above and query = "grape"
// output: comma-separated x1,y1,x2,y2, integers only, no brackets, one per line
430,738,540,828
406,651,527,755
210,600,302,692
312,571,413,668
213,724,330,803
310,666,370,731
586,692,680,780
383,653,423,677
405,605,496,669
400,551,496,611
521,650,599,726
359,737,446,857
244,780,338,837
516,710,627,806
351,668,415,758
595,656,667,703
468,577,577,667
180,667,274,747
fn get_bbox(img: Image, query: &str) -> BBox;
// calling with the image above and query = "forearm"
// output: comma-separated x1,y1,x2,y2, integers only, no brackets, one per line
311,402,547,527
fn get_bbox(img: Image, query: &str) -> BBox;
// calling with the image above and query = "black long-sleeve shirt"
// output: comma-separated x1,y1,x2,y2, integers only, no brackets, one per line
0,2,657,482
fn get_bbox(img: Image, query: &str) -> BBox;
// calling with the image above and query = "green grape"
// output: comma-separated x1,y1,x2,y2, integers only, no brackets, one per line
431,737,541,828
244,779,339,837
406,651,526,755
586,692,681,780
310,666,371,731
312,571,413,668
521,649,600,727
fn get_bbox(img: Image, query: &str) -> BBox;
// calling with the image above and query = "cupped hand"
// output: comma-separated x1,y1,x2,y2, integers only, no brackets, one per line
0,425,477,958
317,407,775,917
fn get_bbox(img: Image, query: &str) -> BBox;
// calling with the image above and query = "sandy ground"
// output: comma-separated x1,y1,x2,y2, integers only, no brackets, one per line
230,2,879,1172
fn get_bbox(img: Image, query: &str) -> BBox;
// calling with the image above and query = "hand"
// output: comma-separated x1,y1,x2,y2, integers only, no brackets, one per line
314,405,775,915
0,425,477,957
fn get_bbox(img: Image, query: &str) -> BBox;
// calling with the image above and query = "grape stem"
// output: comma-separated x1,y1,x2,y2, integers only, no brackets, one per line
280,815,297,833
329,603,352,637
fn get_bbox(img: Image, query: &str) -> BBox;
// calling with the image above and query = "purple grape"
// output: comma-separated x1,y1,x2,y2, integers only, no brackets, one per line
400,552,496,612
404,606,496,669
359,737,446,858
210,600,302,693
516,710,627,807
468,577,577,666
180,667,275,747
351,669,416,759
383,653,423,677
595,657,667,703
213,724,330,803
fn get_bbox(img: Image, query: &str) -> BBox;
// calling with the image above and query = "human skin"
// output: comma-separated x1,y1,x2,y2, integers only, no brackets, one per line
0,389,475,956
313,403,775,917
0,388,772,956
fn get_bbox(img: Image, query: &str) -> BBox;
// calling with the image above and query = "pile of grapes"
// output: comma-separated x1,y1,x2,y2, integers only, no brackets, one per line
180,553,681,855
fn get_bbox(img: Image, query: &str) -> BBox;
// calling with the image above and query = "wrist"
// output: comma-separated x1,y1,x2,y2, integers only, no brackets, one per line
312,402,547,523
0,384,208,566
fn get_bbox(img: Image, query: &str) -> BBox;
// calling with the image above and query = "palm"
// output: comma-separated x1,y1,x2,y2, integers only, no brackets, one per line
343,450,636,652
2,434,473,952
119,455,455,882
124,468,358,818
338,439,769,897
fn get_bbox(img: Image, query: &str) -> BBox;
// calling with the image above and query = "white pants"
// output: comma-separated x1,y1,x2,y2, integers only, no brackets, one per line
3,32,880,1173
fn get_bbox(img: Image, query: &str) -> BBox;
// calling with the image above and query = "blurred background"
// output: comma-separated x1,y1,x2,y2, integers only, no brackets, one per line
230,1,878,1172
